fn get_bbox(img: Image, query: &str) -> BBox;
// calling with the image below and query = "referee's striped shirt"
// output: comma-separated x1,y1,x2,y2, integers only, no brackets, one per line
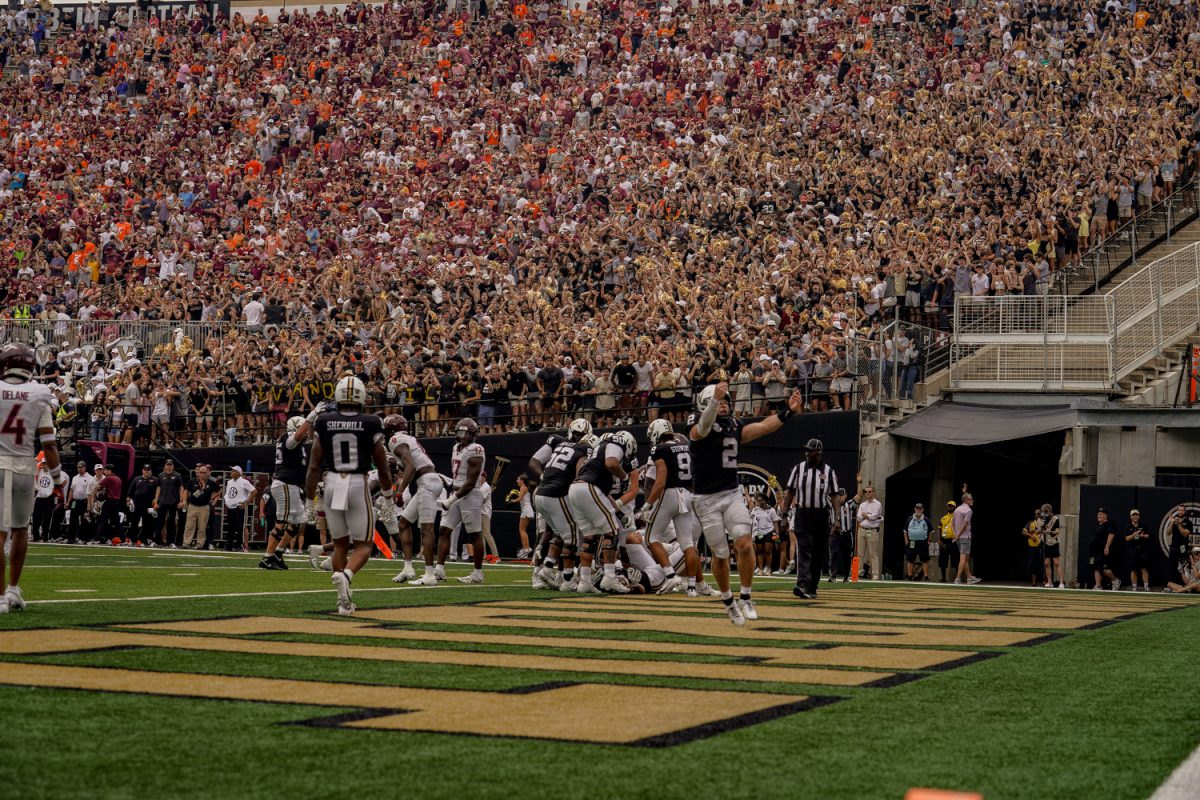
787,462,840,509
836,497,857,531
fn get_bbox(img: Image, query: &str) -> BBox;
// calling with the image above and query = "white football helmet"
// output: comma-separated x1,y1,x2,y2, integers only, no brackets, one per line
334,376,367,408
286,415,306,435
567,418,593,442
647,418,673,449
609,430,637,457
696,384,718,413
579,433,598,447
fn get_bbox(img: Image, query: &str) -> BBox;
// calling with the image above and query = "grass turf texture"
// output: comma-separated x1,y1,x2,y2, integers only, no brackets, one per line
1,545,1198,800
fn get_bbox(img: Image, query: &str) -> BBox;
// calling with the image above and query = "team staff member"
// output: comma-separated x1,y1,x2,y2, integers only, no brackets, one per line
903,503,932,581
66,461,95,544
94,464,124,543
182,465,221,549
938,501,958,582
223,466,258,551
1089,507,1121,591
1124,509,1151,592
855,486,883,581
1039,504,1064,589
783,438,842,600
127,465,160,546
1166,505,1193,577
30,460,57,542
154,461,184,548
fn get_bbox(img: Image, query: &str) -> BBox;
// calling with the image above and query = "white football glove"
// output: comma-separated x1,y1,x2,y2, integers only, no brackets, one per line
376,497,396,525
438,495,457,512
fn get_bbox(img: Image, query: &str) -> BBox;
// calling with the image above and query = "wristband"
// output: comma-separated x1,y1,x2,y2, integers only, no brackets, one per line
776,408,793,423
381,488,394,499
40,432,58,444
50,465,63,479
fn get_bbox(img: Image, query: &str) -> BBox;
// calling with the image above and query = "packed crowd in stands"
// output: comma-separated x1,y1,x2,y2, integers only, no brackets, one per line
1,0,1198,443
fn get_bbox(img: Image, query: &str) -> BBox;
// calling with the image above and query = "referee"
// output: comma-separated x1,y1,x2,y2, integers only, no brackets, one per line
782,438,842,599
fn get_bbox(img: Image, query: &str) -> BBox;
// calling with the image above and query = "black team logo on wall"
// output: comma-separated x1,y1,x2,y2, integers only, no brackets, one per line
738,464,783,507
1157,502,1200,557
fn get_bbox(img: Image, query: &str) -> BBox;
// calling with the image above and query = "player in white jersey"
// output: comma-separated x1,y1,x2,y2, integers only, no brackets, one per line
0,344,67,613
430,418,486,585
383,414,441,584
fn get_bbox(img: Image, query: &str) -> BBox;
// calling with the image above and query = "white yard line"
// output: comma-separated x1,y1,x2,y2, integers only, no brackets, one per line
28,582,515,605
1150,743,1200,800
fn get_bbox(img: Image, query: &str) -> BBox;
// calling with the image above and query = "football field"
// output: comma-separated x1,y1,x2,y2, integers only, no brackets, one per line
2,545,1198,800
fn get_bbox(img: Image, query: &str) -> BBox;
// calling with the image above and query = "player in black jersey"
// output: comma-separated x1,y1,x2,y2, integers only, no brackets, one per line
259,415,311,571
567,430,638,593
306,376,392,615
689,381,801,626
643,418,707,595
530,433,594,589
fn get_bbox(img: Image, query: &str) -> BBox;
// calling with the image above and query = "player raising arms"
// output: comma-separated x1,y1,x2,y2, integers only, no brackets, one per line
306,376,392,616
383,414,441,585
259,416,310,570
689,381,802,626
435,418,487,585
0,343,67,612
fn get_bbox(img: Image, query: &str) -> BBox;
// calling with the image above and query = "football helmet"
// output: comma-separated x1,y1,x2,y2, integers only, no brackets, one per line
286,416,306,435
647,418,673,449
455,418,479,444
0,342,36,382
609,430,637,457
333,376,367,408
696,384,718,413
383,414,408,435
567,418,592,442
579,433,598,447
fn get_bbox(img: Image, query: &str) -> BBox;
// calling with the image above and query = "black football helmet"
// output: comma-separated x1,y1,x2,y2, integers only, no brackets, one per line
0,342,35,382
455,418,479,444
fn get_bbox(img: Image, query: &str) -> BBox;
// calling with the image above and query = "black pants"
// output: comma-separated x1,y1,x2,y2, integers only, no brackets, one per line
128,504,158,544
96,499,123,542
794,508,831,594
31,496,57,541
829,531,853,579
159,503,180,545
67,499,92,542
938,540,960,577
224,507,245,550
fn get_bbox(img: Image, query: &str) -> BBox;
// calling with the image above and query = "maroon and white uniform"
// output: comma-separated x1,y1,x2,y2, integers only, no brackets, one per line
0,380,56,531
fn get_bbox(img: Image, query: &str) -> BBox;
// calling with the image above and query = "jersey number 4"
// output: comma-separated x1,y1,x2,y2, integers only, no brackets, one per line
2,405,26,446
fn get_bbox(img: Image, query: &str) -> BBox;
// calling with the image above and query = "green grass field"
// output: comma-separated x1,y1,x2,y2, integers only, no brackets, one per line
1,544,1197,800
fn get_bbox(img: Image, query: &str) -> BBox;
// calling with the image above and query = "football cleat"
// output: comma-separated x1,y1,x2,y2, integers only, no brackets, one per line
725,601,746,626
5,586,26,612
656,575,684,595
391,567,417,584
458,573,484,584
319,557,333,572
336,601,356,616
694,582,718,596
686,586,698,598
434,566,446,582
331,571,352,609
600,575,631,594
258,557,279,570
531,571,548,589
415,573,439,587
558,576,579,592
576,578,599,593
740,598,759,621
308,545,324,570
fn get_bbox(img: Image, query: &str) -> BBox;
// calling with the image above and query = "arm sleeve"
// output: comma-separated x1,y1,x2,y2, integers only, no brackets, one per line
695,399,719,438
531,444,553,465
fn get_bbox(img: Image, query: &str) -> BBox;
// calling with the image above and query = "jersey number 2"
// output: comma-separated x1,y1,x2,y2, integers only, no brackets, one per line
722,439,737,469
1,405,26,446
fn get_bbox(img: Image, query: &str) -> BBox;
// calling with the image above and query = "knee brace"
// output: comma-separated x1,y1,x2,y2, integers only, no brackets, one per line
580,536,601,557
561,545,576,561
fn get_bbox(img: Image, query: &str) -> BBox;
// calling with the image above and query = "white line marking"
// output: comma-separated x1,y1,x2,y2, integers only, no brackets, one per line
1151,743,1200,800
170,573,199,577
28,582,516,605
54,589,97,594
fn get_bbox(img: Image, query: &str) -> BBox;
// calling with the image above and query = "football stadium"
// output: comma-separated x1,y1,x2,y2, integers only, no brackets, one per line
2,0,1200,798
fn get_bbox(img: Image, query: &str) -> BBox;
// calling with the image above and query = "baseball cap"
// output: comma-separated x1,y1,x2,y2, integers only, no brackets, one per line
1130,509,1141,516
914,503,924,509
946,501,956,508
230,466,243,474
803,438,823,451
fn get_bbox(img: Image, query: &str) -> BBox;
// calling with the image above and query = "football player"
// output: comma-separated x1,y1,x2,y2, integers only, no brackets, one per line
530,432,595,589
644,418,703,595
434,418,486,585
0,343,66,613
384,414,440,584
259,416,310,570
306,376,392,615
689,382,802,626
567,430,638,593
